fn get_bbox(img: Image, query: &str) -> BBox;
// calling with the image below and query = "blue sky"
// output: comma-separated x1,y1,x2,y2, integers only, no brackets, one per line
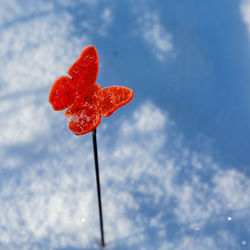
0,0,250,249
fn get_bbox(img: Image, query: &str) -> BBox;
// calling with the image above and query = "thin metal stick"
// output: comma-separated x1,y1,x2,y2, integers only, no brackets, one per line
92,129,105,247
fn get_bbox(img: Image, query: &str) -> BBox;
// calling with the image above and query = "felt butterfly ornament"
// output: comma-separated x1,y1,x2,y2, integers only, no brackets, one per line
49,45,134,135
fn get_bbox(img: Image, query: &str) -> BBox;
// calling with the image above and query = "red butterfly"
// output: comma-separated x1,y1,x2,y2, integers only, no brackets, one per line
49,45,134,135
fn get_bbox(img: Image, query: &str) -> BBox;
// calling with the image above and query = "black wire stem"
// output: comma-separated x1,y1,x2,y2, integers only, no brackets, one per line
92,129,105,247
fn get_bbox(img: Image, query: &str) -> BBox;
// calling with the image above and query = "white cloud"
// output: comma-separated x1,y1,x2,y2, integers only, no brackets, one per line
138,12,173,61
0,0,53,26
0,1,94,145
99,8,113,36
167,231,237,250
0,96,49,144
0,12,88,97
129,0,173,60
213,169,250,210
79,7,113,37
1,101,250,249
120,102,168,137
240,0,250,110
241,0,250,35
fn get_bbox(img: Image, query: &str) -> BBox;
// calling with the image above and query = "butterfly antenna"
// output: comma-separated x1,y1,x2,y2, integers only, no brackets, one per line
92,129,105,247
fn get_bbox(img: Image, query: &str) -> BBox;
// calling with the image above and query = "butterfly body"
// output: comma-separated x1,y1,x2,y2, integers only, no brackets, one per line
49,45,134,135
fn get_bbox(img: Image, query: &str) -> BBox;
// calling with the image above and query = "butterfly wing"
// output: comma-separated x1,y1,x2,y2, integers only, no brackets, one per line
66,103,102,136
49,76,75,111
65,84,102,135
67,45,99,84
100,86,134,117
